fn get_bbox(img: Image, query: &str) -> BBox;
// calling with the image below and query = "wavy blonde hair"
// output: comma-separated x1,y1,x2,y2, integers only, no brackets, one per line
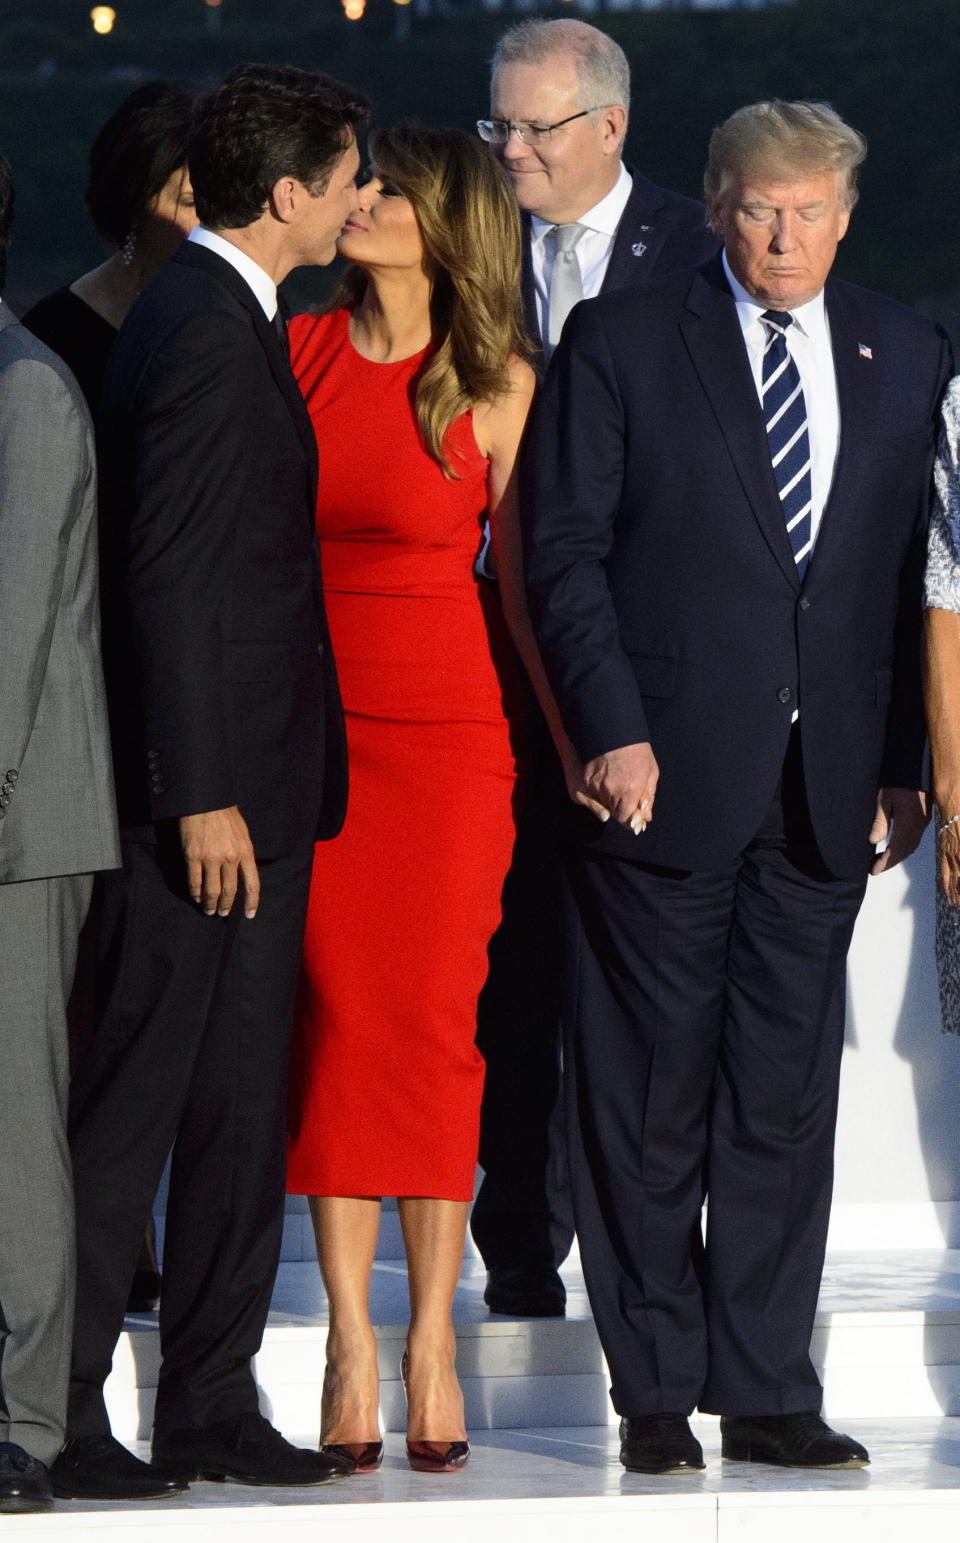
329,124,531,475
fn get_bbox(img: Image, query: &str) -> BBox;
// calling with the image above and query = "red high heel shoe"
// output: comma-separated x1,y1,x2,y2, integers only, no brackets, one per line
400,1352,470,1473
319,1441,384,1475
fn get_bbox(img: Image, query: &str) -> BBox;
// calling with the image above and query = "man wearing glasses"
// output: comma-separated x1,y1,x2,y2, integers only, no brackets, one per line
472,17,717,1322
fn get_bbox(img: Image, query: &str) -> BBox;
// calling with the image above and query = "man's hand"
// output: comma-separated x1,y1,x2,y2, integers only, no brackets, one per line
571,741,660,833
179,806,260,918
869,787,929,876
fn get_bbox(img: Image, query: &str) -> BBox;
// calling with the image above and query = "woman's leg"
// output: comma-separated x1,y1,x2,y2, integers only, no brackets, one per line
397,1197,470,1440
309,1196,382,1442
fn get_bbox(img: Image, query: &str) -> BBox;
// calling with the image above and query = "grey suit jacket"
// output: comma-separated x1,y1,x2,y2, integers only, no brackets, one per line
0,305,119,882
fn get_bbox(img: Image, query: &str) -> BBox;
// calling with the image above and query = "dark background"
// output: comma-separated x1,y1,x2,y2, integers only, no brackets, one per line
1,0,959,328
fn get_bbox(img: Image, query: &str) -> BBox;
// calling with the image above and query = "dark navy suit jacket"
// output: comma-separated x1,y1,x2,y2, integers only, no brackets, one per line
522,254,952,878
99,241,348,855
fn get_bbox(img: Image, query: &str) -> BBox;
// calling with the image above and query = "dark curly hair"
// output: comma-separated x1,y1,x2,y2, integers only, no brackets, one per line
189,63,370,232
86,82,195,247
0,152,12,290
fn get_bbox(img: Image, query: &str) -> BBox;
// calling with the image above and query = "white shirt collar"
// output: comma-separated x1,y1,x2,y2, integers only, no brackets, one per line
189,227,278,321
531,162,633,245
721,247,827,342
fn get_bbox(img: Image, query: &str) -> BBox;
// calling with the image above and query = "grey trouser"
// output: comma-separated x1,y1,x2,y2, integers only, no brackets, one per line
0,873,92,1465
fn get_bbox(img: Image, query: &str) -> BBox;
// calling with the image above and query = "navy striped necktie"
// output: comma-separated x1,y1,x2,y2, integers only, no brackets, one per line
761,309,812,579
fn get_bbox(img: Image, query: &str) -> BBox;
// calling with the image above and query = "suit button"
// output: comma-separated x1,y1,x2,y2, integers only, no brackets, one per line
799,597,811,611
5,770,17,783
317,642,325,657
2,781,12,794
777,686,793,704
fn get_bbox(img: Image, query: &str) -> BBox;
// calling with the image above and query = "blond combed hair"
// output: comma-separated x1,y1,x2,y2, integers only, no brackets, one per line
705,100,867,218
330,124,531,476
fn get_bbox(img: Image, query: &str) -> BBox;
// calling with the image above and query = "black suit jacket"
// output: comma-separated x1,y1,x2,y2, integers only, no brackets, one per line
521,166,718,369
99,241,348,856
522,254,952,878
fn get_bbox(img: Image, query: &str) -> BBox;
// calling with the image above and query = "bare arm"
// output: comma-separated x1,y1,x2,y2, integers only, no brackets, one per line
926,607,960,903
476,361,655,829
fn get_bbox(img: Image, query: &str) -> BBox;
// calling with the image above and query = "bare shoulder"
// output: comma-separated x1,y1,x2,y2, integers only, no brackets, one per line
474,354,537,452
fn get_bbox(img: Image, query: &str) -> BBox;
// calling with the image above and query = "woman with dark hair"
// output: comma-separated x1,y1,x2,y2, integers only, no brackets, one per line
285,125,574,1474
23,81,196,410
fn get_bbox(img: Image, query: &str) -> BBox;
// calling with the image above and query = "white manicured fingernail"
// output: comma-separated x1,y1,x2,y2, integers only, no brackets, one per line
629,815,643,835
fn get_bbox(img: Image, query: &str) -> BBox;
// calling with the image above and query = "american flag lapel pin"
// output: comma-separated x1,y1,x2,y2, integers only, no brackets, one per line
858,342,873,359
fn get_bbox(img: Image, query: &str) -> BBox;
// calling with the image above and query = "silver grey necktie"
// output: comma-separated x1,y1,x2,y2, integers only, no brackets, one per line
545,222,585,362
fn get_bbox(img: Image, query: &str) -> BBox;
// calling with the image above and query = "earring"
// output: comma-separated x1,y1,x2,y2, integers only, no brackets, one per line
120,231,136,267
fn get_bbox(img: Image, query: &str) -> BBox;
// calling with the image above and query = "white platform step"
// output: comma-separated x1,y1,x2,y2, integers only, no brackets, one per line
104,1252,960,1439
9,1421,960,1542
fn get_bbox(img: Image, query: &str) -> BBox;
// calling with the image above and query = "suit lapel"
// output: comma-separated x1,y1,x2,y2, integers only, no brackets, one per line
601,171,673,294
519,216,545,371
250,297,319,506
172,246,318,509
679,259,800,591
801,281,873,582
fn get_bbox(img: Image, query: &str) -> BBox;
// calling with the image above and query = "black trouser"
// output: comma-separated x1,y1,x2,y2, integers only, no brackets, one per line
563,733,867,1416
472,720,575,1272
66,826,313,1438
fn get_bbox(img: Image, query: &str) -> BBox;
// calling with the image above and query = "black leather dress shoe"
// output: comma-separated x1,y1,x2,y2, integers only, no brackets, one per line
50,1434,187,1500
0,1444,53,1512
720,1412,870,1469
619,1414,705,1474
484,1265,566,1317
153,1412,351,1486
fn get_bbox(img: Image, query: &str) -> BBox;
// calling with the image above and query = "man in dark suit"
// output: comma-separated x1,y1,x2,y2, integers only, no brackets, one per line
51,64,369,1502
522,100,950,1473
472,18,717,1318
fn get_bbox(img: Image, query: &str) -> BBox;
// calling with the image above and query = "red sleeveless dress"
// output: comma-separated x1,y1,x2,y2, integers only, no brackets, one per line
286,309,520,1199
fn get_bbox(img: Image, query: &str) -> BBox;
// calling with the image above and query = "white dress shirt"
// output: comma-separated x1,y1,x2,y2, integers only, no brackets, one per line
722,248,840,552
530,162,634,341
188,227,278,321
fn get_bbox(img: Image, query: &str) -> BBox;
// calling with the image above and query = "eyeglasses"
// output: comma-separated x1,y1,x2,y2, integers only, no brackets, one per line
476,107,611,147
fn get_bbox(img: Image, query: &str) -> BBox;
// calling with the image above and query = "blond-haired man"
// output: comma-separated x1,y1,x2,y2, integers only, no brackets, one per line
522,100,950,1473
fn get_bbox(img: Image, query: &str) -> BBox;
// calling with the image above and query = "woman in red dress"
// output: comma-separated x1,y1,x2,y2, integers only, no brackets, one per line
286,127,572,1473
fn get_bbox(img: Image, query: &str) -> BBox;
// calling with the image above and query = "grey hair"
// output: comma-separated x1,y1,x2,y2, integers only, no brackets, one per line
491,20,630,118
704,100,867,218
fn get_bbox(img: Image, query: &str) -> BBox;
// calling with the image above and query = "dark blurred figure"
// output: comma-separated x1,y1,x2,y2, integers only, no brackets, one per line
24,82,197,411
23,83,197,1316
0,152,119,1514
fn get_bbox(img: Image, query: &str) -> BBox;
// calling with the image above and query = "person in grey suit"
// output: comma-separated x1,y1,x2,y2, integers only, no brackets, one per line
0,154,120,1513
472,18,718,1318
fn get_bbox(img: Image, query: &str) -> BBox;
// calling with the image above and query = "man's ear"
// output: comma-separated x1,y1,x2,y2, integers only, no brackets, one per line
600,104,627,158
269,176,298,224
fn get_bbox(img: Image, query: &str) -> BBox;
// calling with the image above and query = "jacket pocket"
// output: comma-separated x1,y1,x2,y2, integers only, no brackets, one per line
626,651,678,699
